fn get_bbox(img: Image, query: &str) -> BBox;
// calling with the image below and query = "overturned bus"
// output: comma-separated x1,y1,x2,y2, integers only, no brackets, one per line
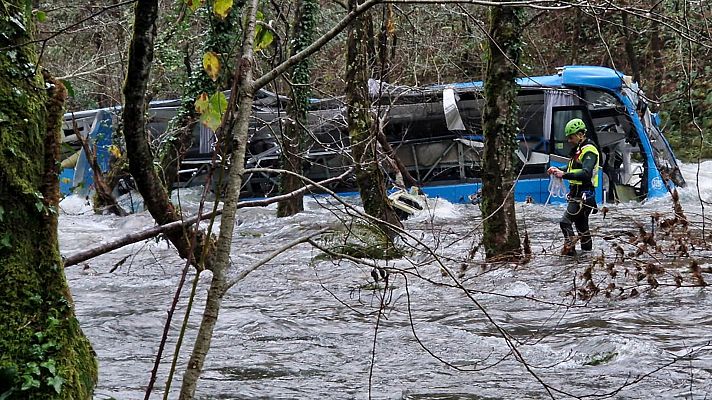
59,65,685,205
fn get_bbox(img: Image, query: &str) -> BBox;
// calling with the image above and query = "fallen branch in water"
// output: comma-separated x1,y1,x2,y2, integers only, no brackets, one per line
62,169,352,268
62,211,219,268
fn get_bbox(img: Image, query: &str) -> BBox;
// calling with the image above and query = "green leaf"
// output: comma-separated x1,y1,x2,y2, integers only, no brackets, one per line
184,0,203,12
42,340,58,352
46,376,64,394
25,363,40,376
34,10,47,22
40,360,56,375
195,92,227,132
213,0,233,18
29,293,42,305
60,79,74,97
47,316,59,328
0,205,4,221
584,351,617,366
0,390,15,400
253,25,274,52
20,375,40,391
209,92,227,113
198,108,222,132
194,93,210,114
0,235,7,251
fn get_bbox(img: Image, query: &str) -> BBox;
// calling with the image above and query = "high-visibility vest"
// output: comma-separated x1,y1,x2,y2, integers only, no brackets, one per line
567,143,600,187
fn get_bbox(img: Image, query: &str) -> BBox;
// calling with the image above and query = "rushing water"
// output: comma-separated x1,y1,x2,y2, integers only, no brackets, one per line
59,162,712,400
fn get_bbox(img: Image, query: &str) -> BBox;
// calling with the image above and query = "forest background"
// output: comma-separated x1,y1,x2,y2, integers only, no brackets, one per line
39,0,711,161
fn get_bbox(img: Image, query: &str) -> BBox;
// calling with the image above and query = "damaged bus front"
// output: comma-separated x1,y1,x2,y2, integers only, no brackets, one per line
374,65,685,204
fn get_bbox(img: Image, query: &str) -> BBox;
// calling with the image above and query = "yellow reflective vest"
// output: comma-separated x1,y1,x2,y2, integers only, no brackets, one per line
566,143,600,188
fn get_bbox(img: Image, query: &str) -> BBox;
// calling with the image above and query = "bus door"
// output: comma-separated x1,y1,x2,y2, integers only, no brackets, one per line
548,105,603,202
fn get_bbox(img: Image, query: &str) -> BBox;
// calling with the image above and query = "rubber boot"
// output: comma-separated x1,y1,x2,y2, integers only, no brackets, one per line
559,222,577,257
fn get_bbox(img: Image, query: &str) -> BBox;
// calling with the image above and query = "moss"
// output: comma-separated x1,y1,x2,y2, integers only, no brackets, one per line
584,351,618,366
1,1,98,398
316,221,404,261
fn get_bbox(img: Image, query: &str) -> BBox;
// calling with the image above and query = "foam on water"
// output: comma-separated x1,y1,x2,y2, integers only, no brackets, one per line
677,160,712,203
59,194,94,215
409,196,465,222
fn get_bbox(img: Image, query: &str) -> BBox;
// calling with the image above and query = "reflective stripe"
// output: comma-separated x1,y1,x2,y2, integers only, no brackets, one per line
567,143,600,187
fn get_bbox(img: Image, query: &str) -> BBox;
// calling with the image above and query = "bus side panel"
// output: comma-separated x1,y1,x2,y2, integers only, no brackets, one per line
68,110,114,195
513,178,546,203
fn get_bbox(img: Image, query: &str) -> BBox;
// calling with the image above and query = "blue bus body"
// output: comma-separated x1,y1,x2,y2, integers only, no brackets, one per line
59,110,114,196
380,65,685,204
59,66,685,205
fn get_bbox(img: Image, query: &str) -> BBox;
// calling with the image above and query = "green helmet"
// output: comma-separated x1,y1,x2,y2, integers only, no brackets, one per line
565,118,587,137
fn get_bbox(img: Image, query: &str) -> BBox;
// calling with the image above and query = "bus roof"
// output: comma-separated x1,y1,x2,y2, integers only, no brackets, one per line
447,65,628,92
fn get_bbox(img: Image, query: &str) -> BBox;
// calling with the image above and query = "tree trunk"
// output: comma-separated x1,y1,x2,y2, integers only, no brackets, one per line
75,124,127,216
375,4,394,83
376,129,418,188
179,1,386,395
372,5,417,188
179,0,261,395
0,4,97,396
122,0,213,269
345,0,402,237
480,4,523,260
278,0,319,217
571,8,583,64
648,17,663,106
620,12,641,84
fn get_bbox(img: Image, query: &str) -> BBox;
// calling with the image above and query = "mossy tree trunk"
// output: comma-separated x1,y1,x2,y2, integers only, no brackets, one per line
122,0,214,269
277,0,319,217
0,2,97,398
480,3,523,260
345,0,402,236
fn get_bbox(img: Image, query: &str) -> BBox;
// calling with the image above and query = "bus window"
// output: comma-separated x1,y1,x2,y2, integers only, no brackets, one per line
550,106,595,158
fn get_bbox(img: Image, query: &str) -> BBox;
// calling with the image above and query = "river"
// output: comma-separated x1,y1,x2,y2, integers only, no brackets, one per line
59,162,712,400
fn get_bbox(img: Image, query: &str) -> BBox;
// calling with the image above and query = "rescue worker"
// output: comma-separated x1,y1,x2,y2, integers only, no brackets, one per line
547,118,600,256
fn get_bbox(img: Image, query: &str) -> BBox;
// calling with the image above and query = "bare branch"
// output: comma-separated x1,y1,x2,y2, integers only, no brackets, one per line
225,228,330,289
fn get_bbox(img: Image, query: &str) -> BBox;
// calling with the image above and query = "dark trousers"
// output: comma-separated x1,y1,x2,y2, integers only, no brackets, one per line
559,194,597,252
